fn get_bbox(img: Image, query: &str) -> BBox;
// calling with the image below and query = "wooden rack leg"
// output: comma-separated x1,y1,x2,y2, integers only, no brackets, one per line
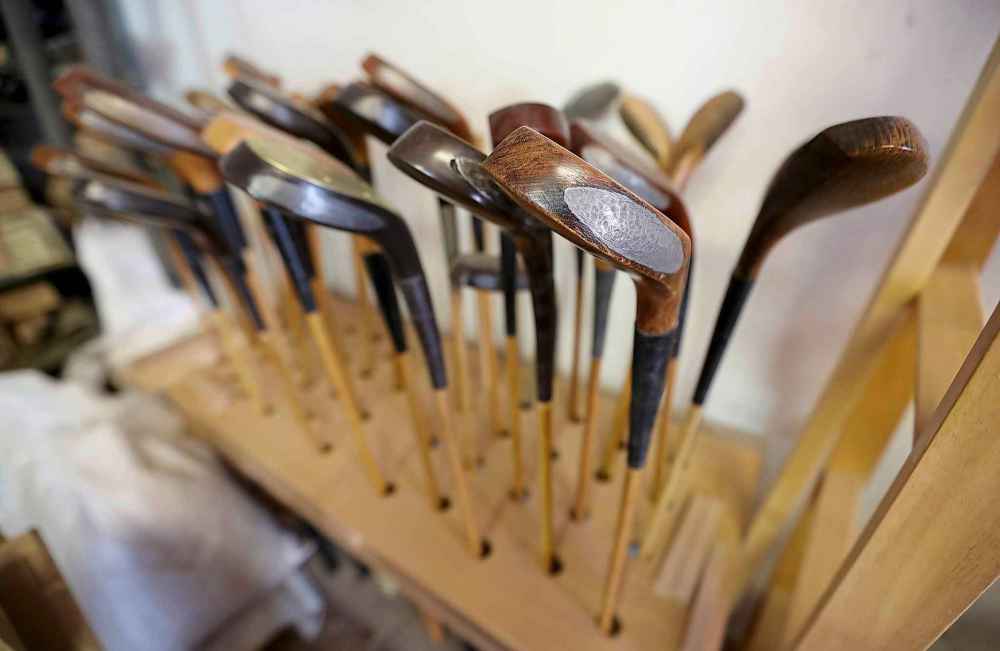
398,352,448,510
641,404,704,561
596,373,631,481
434,389,483,556
475,289,503,438
598,466,641,633
307,313,390,493
650,358,679,500
571,357,602,519
450,289,474,467
506,335,525,497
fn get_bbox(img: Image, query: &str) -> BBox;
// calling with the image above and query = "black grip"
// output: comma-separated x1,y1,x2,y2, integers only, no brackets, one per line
520,233,557,402
438,199,459,266
471,216,485,252
591,267,616,359
291,220,316,280
500,233,518,337
575,247,584,277
398,275,447,389
173,231,219,308
673,262,693,358
627,328,677,468
221,256,265,331
692,274,754,405
205,188,247,252
362,252,408,354
263,208,317,313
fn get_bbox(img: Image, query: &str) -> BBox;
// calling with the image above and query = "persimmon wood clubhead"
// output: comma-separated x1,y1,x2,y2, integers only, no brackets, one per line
567,120,692,518
668,90,744,188
388,105,569,573
562,81,623,423
223,53,281,88
642,116,929,562
203,112,444,508
72,176,273,420
619,94,673,169
362,52,473,141
221,137,488,557
332,80,506,441
482,126,691,634
227,78,403,381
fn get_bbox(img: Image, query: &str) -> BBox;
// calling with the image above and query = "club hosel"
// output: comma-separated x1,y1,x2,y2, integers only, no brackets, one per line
591,264,617,359
672,263,694,359
397,274,447,389
174,231,219,308
691,271,755,405
627,327,677,468
362,252,408,354
264,208,317,313
519,233,557,403
437,198,459,265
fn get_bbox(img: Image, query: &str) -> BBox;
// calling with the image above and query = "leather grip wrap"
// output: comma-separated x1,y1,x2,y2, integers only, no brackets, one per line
628,327,676,468
692,274,754,405
174,231,218,308
264,209,316,313
398,275,447,389
591,267,616,359
363,252,408,354
520,233,557,402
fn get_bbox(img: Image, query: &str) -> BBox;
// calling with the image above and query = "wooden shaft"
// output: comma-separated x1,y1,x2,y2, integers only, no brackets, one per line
650,358,680,500
450,289,474,466
434,389,482,556
209,309,265,415
257,330,324,449
567,265,586,422
571,356,603,518
307,312,389,493
598,466,642,634
538,400,555,570
351,238,377,375
596,371,631,479
309,277,340,397
641,404,704,560
307,224,349,366
505,335,525,495
474,289,503,437
420,609,446,643
277,254,314,387
398,352,446,510
243,250,301,381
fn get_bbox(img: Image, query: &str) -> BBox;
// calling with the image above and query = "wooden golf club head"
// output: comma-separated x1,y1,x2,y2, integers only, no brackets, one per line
451,253,528,291
362,53,472,140
220,136,447,389
484,127,690,334
64,101,174,157
563,81,623,121
326,81,425,145
185,89,233,118
736,116,928,278
226,77,361,170
489,102,570,149
31,144,158,187
222,54,281,88
619,94,673,169
669,90,744,175
570,120,689,234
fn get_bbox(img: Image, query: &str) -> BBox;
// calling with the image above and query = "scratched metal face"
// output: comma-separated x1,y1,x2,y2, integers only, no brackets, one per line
563,186,684,275
580,145,670,209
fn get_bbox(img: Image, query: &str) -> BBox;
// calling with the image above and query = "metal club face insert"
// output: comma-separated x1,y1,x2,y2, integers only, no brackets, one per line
563,186,684,275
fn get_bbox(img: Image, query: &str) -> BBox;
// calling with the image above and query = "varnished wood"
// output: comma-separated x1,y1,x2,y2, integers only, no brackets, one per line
568,264,585,422
506,335,525,497
222,53,281,88
399,351,448,511
450,288,474,464
653,495,720,602
563,81,621,121
475,290,503,438
184,89,232,118
598,466,641,634
31,144,158,187
793,303,1000,650
434,389,484,556
538,401,556,571
742,40,1000,599
571,356,602,519
668,91,744,185
619,95,673,169
596,377,630,480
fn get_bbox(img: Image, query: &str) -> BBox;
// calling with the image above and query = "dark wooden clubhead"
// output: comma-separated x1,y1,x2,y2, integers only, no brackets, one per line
736,116,928,277
327,81,426,145
226,77,361,169
483,126,691,334
362,53,472,140
563,81,622,121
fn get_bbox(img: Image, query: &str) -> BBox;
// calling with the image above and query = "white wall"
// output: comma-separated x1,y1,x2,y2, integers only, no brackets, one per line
117,0,999,448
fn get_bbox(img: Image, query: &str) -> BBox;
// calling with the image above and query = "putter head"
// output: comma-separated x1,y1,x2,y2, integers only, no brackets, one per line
451,252,528,291
619,94,673,168
388,121,530,234
362,53,472,140
737,116,928,277
226,77,361,169
563,81,622,121
483,126,691,334
327,81,425,145
223,54,281,88
670,90,744,173
31,144,158,187
570,120,690,236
